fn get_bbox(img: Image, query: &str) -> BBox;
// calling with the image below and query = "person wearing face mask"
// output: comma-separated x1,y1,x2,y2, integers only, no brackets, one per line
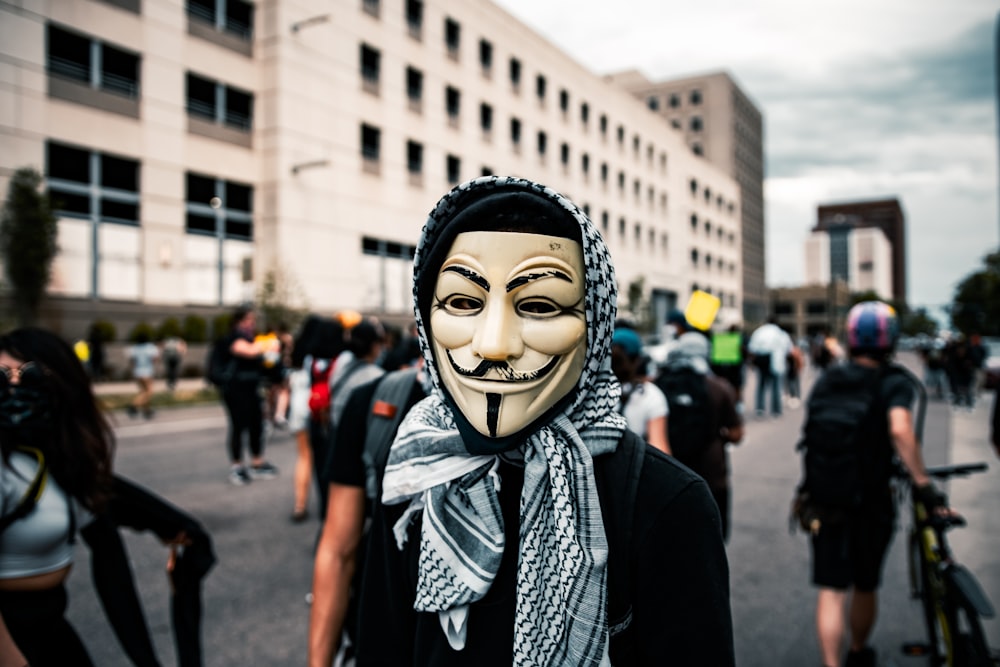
218,306,280,486
354,177,733,666
0,327,215,667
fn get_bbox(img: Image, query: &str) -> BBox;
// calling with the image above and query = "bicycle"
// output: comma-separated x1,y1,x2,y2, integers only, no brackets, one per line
899,462,997,666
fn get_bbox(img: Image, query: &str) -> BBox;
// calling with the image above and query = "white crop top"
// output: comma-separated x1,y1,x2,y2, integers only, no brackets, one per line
0,450,91,578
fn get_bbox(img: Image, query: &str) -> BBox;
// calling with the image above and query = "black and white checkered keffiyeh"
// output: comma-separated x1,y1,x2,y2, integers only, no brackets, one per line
382,177,626,665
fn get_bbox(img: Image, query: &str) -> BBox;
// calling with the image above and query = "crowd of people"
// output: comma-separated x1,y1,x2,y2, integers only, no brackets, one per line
3,175,996,667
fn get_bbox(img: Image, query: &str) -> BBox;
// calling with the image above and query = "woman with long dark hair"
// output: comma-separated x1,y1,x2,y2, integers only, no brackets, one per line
0,327,215,667
0,328,115,664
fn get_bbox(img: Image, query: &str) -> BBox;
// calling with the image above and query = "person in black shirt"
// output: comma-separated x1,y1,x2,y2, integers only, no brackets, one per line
354,177,732,666
308,359,427,667
808,301,951,667
218,306,279,486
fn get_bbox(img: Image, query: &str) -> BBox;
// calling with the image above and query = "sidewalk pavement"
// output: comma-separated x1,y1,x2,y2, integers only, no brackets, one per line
92,376,212,396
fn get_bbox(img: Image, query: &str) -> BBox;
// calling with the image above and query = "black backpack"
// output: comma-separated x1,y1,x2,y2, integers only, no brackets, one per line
655,368,714,464
205,339,235,389
796,364,897,509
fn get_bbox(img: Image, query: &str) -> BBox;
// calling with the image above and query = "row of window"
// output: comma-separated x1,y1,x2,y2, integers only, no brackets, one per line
689,248,738,274
360,1,680,176
647,89,703,112
689,178,736,214
690,214,738,246
362,120,673,214
46,141,253,241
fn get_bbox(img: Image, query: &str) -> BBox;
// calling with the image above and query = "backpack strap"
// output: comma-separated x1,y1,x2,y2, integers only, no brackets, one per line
362,368,420,500
0,446,48,534
597,430,646,641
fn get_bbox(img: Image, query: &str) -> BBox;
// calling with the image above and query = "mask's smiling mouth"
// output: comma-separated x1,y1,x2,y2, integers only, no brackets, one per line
446,352,560,383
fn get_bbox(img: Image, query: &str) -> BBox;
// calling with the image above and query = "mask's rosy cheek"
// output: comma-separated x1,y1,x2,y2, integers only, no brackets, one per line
429,309,476,350
522,317,587,356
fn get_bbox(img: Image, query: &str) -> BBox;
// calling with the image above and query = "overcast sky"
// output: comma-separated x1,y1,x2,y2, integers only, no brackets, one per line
492,0,998,317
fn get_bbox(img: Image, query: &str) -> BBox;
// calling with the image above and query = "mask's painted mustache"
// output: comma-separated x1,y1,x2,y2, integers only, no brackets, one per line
448,353,560,382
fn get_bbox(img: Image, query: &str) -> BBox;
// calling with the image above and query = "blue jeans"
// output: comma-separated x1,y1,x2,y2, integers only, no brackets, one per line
755,369,782,415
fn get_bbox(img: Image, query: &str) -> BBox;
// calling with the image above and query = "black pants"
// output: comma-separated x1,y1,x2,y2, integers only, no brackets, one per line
0,585,94,667
222,383,263,463
165,357,181,388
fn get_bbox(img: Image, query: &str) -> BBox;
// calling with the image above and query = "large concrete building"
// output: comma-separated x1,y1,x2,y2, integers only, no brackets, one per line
606,69,766,326
815,198,907,303
0,0,743,338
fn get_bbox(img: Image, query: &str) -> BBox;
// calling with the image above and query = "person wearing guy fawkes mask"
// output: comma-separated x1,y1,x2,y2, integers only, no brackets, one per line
354,177,733,666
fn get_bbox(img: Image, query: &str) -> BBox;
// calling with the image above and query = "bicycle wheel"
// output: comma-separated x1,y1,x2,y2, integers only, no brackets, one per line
952,601,992,667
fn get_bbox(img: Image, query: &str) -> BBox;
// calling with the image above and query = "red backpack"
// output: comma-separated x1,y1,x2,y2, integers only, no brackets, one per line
308,359,334,421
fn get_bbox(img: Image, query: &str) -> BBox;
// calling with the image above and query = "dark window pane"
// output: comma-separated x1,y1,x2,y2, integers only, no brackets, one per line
406,67,422,100
444,18,460,49
101,199,138,222
225,86,252,129
48,142,89,183
406,0,422,28
187,73,216,118
101,44,139,97
225,217,252,239
187,0,215,22
362,237,379,254
186,211,215,234
186,173,216,204
47,25,90,82
225,0,253,38
361,124,380,159
50,188,91,216
479,39,492,68
361,44,380,81
226,182,252,212
509,58,520,84
101,154,137,191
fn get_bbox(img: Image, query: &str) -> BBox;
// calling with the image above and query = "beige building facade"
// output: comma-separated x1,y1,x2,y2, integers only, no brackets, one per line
606,69,766,326
1,0,742,338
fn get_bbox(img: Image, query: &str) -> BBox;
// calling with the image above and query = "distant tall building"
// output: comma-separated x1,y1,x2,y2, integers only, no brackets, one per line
804,220,894,300
815,199,907,302
607,69,766,326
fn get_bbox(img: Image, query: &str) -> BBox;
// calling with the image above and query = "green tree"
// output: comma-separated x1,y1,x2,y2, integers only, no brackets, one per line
0,167,58,326
623,275,652,333
156,316,182,341
900,307,938,337
950,249,1000,336
181,314,208,343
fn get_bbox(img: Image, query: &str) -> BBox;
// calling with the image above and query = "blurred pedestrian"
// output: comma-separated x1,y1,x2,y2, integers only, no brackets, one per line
747,316,793,417
314,317,386,519
87,323,106,381
216,306,279,486
127,331,159,419
657,332,744,541
611,325,670,454
161,333,187,391
710,324,747,414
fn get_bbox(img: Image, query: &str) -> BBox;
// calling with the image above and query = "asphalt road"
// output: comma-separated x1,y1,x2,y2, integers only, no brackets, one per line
65,353,1000,666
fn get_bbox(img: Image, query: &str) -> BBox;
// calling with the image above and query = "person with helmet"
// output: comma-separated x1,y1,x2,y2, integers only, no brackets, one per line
804,301,949,667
